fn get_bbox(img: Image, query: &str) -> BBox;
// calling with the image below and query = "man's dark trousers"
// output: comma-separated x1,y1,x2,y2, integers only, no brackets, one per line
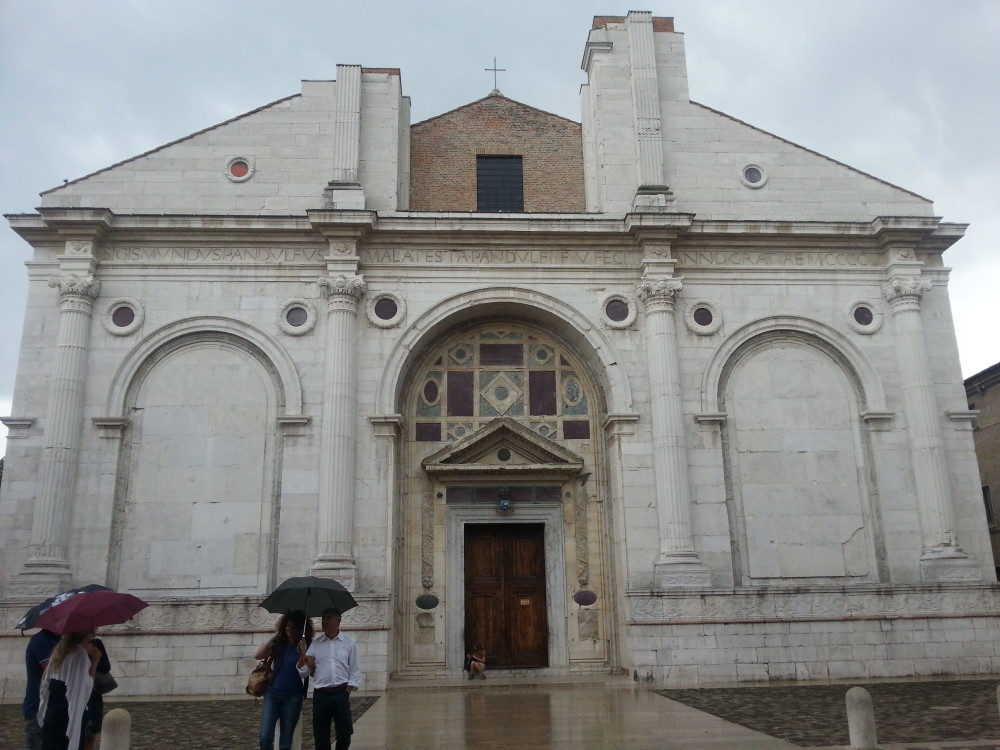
313,689,353,750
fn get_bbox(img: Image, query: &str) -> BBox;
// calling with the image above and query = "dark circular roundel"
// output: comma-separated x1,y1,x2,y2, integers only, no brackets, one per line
853,306,874,326
573,590,598,606
415,594,440,610
112,305,136,327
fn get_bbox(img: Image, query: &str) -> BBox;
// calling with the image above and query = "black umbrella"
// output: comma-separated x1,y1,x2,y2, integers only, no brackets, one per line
16,584,113,632
258,576,358,618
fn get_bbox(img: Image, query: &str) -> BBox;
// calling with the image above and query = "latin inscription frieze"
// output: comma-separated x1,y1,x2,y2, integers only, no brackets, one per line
361,248,633,266
678,250,883,268
103,246,325,263
99,246,885,269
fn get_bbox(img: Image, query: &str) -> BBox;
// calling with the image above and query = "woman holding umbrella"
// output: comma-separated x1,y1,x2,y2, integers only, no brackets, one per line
37,629,100,750
254,610,315,750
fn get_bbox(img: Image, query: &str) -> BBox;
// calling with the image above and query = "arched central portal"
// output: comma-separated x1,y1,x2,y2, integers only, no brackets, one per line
394,319,614,678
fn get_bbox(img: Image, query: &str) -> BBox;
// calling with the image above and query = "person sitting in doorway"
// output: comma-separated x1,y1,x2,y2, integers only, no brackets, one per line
467,643,486,680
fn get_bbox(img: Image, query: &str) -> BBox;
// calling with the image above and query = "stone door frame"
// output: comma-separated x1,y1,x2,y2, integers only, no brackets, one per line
446,503,568,672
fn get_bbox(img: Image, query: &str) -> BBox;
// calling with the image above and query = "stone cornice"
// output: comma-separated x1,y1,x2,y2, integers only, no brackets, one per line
6,212,968,262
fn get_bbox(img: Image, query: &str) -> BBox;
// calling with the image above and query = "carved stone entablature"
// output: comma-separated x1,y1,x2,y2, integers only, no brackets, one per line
636,277,683,312
48,273,101,300
882,276,932,307
318,274,366,305
626,584,1000,624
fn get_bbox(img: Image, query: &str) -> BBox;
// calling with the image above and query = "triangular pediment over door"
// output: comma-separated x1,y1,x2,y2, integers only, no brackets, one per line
421,416,584,481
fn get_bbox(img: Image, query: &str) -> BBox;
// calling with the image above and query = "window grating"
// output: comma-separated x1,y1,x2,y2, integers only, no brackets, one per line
477,155,524,212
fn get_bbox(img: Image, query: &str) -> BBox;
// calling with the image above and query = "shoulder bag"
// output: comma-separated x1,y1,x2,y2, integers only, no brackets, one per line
245,654,273,697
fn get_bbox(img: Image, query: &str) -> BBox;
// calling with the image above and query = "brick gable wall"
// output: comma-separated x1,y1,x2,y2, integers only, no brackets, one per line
410,94,585,212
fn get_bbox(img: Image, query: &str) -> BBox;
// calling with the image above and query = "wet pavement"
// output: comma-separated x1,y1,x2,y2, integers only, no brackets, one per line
660,678,1000,748
2,677,999,748
0,696,378,750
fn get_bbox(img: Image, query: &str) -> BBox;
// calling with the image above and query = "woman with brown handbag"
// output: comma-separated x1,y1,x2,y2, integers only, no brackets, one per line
254,611,314,750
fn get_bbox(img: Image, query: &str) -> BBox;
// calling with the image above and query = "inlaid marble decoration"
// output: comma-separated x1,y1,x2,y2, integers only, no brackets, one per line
413,328,592,443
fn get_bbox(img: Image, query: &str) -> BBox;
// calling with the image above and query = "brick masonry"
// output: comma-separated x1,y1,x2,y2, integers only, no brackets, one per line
409,93,585,212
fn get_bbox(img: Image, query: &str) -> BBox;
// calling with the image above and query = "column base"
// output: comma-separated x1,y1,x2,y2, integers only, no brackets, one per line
322,182,366,210
309,557,358,592
632,185,674,212
919,547,982,582
8,563,73,600
654,555,712,589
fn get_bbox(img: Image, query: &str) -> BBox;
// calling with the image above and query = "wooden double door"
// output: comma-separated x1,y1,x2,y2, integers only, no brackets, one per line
464,523,548,668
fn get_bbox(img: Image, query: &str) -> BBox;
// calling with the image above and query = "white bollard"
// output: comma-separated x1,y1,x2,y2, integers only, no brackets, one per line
101,708,132,750
846,686,878,750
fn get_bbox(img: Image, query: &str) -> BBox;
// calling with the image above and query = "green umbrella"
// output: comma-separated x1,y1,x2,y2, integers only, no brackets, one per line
258,576,358,618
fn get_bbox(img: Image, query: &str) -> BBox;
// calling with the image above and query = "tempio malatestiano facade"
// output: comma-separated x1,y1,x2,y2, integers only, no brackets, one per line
1,13,993,695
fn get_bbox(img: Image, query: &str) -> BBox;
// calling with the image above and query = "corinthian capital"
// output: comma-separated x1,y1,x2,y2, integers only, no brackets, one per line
48,274,101,299
318,274,366,300
882,276,932,305
637,277,683,306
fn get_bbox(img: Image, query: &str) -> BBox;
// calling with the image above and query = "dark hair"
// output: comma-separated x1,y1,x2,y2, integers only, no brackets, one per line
321,608,342,618
274,610,314,646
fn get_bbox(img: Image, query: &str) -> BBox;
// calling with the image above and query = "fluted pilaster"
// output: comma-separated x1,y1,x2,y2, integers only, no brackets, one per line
312,273,366,590
636,276,711,587
23,273,101,583
627,11,666,189
332,64,362,185
882,274,977,581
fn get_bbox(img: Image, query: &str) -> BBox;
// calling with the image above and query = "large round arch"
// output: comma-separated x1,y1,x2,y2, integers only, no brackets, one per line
385,288,625,678
375,287,633,417
103,315,304,418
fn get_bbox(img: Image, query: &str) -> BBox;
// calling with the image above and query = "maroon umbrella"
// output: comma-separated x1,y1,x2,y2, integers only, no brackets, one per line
31,589,148,634
15,584,112,631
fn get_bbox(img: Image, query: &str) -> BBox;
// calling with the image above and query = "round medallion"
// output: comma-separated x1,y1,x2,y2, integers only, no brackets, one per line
415,594,439,610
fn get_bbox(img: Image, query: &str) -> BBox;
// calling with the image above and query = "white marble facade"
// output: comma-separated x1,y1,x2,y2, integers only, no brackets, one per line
0,12,993,697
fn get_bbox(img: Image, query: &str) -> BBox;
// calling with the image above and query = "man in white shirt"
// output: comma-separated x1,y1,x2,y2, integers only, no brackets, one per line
300,608,361,750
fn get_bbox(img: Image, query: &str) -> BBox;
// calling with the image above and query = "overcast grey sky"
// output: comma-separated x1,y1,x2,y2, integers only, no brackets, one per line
1,0,998,451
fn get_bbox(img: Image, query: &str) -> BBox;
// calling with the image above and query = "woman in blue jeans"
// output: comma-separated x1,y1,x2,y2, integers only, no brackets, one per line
255,611,314,750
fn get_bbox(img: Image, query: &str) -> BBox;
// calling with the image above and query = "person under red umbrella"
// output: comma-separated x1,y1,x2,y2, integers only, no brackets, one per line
38,629,101,750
